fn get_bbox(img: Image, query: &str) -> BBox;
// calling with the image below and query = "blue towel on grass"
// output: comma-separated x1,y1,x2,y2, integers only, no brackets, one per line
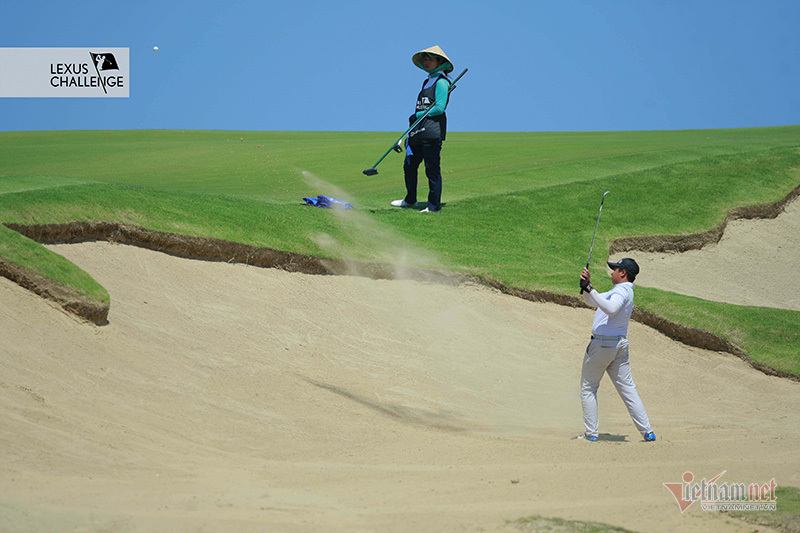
302,195,354,209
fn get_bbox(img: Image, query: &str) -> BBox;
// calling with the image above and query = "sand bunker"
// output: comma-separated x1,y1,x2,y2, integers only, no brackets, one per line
630,198,800,311
1,241,798,532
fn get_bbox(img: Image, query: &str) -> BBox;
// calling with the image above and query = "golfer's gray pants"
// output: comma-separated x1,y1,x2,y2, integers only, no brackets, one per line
581,336,652,438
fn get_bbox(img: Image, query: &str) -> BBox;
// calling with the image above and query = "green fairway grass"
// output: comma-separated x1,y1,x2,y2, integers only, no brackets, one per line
729,485,800,532
510,514,638,532
1,127,799,374
0,223,108,302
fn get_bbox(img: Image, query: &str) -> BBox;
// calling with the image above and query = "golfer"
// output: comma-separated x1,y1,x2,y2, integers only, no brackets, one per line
391,45,454,213
579,258,656,442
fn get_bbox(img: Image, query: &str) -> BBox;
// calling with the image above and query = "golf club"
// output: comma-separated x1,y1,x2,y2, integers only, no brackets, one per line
582,190,610,293
363,68,468,176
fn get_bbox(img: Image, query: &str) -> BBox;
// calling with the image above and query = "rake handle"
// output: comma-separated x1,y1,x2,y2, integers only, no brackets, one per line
364,68,469,174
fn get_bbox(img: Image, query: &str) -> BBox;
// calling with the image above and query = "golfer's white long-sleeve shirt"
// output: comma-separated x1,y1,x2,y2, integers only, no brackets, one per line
583,282,635,336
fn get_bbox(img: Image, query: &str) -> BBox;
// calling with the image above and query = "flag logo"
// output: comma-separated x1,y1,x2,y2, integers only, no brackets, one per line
90,52,120,72
89,52,120,94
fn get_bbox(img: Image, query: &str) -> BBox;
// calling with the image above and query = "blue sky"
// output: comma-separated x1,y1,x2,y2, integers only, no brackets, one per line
1,0,798,132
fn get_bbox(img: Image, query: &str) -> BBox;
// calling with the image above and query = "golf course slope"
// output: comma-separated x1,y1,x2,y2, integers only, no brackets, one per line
635,195,800,312
1,240,798,532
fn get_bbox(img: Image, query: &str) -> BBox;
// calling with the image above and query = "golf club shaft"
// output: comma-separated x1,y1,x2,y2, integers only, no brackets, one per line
365,68,468,173
586,191,610,268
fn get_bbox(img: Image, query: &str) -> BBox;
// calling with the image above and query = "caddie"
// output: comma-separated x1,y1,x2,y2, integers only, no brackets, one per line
579,258,656,442
391,45,453,213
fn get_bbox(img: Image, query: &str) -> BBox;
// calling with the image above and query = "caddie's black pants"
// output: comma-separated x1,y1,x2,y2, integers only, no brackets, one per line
403,139,443,211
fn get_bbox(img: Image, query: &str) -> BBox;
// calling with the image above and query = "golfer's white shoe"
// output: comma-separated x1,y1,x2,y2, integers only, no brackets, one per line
391,199,413,207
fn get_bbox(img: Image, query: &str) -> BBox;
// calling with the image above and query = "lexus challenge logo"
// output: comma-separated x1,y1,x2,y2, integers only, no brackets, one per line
0,47,129,98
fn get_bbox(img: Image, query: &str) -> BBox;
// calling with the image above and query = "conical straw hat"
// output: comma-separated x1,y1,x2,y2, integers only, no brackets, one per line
412,45,454,74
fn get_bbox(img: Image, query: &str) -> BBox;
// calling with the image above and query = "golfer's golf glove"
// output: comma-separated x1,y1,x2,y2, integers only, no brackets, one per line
580,277,593,294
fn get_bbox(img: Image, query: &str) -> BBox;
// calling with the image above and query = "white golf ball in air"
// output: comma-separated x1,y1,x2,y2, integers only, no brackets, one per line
153,46,159,52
